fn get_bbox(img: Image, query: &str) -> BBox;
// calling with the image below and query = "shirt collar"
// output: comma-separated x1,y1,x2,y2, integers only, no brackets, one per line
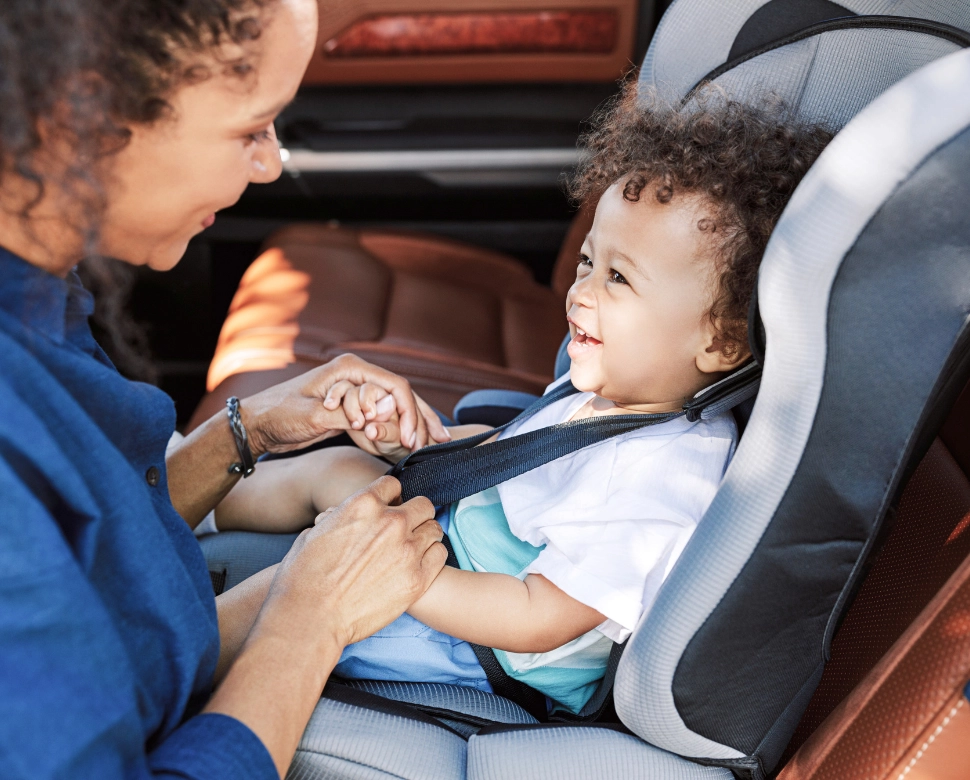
0,245,85,344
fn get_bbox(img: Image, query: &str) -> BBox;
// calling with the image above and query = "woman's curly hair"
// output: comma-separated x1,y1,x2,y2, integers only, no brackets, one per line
569,81,834,358
0,0,277,380
0,0,276,227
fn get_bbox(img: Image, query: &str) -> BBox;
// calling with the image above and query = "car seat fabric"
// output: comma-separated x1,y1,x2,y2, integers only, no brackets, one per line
466,727,732,780
341,681,539,738
640,0,970,129
616,46,970,779
197,530,298,594
288,688,469,780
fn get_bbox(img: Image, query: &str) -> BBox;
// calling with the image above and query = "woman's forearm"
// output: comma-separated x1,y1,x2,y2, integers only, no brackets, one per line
166,410,246,527
408,567,605,654
214,565,278,683
204,612,343,779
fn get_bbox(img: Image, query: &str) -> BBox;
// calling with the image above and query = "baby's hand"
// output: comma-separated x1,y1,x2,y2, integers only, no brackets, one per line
323,381,416,462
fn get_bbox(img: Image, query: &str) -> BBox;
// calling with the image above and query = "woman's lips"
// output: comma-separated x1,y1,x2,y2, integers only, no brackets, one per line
201,214,216,229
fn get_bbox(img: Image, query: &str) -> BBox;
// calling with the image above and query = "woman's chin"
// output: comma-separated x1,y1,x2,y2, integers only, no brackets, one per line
144,240,192,271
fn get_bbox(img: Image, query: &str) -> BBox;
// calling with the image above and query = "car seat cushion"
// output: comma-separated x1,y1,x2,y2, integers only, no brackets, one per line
466,725,734,780
293,690,468,780
342,680,539,737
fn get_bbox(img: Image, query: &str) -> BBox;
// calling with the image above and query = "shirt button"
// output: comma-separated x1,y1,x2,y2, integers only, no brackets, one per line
145,466,161,487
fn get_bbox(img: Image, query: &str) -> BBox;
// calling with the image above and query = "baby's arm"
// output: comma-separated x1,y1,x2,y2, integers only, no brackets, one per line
214,447,388,533
408,568,605,653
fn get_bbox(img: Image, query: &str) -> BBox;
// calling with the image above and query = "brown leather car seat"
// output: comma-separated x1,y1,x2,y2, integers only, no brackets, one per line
189,211,593,430
777,380,970,779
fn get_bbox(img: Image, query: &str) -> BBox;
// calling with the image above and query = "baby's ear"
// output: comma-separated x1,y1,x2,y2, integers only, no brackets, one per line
697,322,751,375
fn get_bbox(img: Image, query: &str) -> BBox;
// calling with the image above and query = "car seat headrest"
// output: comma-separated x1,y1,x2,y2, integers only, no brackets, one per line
616,45,970,780
640,0,970,129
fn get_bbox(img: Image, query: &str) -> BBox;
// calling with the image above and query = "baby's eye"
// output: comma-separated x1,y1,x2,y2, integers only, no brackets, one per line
578,253,593,267
608,269,628,285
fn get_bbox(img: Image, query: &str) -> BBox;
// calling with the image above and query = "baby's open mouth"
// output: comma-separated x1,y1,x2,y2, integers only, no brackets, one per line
572,328,603,347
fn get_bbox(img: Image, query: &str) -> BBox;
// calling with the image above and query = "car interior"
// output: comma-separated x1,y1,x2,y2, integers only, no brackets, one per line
118,0,970,778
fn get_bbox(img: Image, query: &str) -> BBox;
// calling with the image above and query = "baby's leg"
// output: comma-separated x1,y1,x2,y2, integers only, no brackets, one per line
215,446,388,533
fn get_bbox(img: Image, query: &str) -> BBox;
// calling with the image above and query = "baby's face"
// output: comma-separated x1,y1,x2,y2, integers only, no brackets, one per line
566,181,723,410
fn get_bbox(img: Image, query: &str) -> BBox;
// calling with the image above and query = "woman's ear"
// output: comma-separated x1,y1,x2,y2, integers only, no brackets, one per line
696,320,751,375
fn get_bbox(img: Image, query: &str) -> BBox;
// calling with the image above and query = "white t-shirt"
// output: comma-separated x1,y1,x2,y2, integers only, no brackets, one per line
496,373,737,643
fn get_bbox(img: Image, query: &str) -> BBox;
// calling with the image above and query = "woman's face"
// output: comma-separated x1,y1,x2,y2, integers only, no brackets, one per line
98,0,318,271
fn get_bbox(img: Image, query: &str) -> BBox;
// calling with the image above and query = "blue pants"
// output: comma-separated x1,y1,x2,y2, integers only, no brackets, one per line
333,509,491,691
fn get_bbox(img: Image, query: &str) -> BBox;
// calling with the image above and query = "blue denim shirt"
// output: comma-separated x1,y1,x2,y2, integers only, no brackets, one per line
0,247,275,779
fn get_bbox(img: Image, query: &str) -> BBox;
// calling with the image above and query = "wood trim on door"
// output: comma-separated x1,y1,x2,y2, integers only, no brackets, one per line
304,0,639,85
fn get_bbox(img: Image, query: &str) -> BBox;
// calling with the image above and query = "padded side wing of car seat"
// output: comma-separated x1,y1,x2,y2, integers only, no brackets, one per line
615,46,970,779
640,0,970,130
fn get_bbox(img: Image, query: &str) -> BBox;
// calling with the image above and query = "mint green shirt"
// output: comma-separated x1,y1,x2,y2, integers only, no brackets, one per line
448,487,613,713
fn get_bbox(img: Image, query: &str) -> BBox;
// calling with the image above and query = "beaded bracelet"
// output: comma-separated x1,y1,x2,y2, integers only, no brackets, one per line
226,396,256,477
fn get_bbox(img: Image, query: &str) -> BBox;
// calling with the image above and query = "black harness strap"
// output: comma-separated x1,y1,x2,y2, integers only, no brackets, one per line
390,381,685,506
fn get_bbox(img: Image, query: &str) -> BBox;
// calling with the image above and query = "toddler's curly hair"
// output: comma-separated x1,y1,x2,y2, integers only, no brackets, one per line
568,82,834,358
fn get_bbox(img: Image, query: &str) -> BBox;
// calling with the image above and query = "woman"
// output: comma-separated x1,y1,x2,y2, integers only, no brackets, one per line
0,0,450,777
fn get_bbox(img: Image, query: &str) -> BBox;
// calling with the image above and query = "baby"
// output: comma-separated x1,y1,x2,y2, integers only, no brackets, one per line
216,87,832,714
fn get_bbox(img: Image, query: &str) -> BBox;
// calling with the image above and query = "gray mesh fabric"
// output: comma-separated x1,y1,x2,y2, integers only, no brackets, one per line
615,46,970,759
342,681,538,725
288,696,467,780
708,29,959,128
467,727,733,780
640,0,970,128
198,530,296,591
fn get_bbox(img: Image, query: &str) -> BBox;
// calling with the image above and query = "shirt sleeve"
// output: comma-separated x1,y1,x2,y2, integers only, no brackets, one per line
0,457,276,780
148,714,276,780
526,520,685,641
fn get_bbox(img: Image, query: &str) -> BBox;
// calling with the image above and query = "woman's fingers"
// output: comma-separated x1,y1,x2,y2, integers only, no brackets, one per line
241,353,449,456
367,474,404,506
255,476,447,659
397,493,436,531
323,380,355,411
414,394,451,445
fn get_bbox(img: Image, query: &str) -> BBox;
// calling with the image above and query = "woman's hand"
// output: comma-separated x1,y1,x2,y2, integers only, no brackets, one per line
242,354,449,457
207,476,445,776
269,476,444,648
326,381,438,463
166,353,448,528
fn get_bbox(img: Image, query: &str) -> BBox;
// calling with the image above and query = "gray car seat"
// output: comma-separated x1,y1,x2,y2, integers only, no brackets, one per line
200,4,970,779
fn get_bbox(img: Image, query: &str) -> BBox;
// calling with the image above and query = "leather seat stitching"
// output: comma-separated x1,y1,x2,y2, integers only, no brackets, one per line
894,697,965,779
